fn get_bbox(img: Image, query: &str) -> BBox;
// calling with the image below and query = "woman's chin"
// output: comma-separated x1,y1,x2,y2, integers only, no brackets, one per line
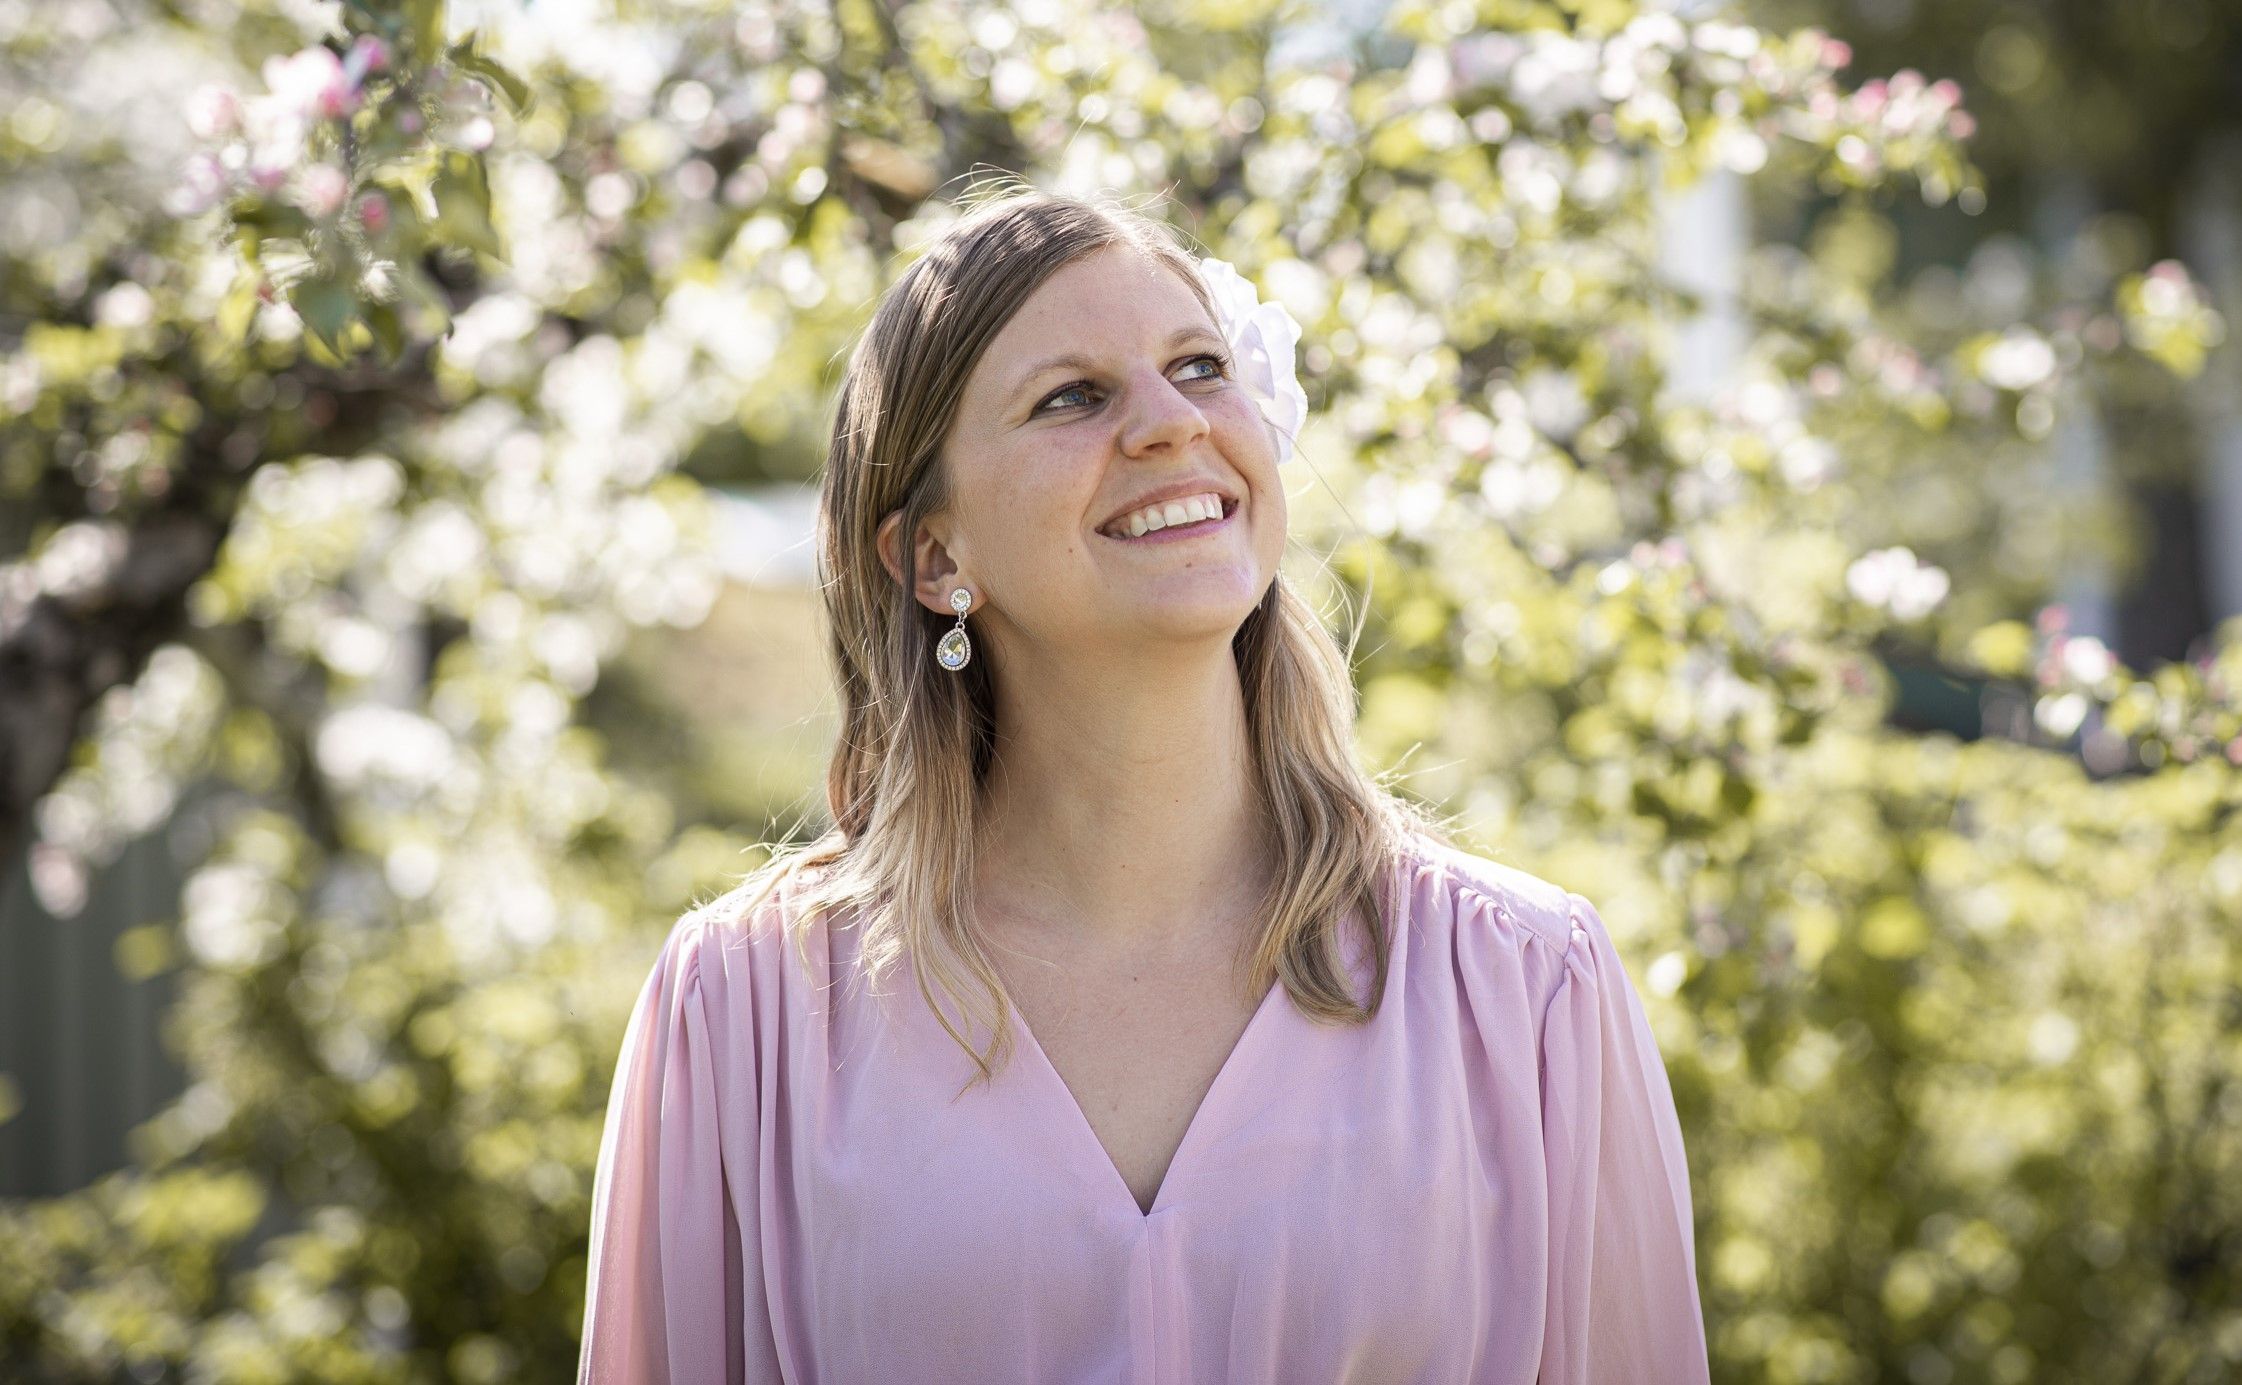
1103,585,1266,636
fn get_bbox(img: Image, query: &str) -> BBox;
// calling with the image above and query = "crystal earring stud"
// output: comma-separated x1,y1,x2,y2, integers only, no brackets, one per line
936,587,973,671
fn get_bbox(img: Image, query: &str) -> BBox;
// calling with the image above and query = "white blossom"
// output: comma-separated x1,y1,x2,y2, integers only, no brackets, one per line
296,163,349,218
1977,328,2056,391
2059,635,2116,686
1846,545,1950,620
1196,257,1310,466
261,45,356,121
185,84,242,140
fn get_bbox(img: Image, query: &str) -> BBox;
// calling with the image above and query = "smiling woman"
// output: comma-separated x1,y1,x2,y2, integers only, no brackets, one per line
576,185,1710,1384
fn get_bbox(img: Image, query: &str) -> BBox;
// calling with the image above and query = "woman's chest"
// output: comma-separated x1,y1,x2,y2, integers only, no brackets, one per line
748,976,1549,1382
997,946,1273,1217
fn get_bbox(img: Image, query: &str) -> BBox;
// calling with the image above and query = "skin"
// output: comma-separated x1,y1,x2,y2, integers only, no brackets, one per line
874,241,1289,982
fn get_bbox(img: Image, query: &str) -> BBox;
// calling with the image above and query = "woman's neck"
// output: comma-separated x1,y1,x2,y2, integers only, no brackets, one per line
970,648,1277,956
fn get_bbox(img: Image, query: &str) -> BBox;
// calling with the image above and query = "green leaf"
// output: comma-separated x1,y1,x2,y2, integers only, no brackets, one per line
1967,620,2035,679
367,166,437,232
292,274,359,357
448,30,533,115
430,151,502,258
362,299,405,365
1857,896,1930,961
394,261,454,340
215,278,262,344
233,200,314,243
405,0,445,63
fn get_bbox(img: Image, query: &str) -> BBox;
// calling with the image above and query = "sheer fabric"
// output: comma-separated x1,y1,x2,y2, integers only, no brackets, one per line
577,835,1710,1384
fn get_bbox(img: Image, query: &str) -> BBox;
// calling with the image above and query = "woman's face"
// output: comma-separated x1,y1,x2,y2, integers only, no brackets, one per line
891,243,1287,669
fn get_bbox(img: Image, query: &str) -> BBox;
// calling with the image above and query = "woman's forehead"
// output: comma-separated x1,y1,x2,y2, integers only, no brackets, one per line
985,250,1208,365
1061,242,1188,302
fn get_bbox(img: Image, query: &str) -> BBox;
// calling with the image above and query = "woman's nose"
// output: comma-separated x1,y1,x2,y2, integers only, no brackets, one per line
1120,370,1211,454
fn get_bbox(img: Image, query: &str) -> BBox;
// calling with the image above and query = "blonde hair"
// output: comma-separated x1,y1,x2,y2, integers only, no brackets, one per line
713,181,1457,1091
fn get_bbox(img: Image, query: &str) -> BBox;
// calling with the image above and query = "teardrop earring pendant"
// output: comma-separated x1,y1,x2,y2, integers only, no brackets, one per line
936,587,973,671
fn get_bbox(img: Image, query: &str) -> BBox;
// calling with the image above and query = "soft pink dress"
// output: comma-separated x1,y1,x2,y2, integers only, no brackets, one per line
577,833,1710,1384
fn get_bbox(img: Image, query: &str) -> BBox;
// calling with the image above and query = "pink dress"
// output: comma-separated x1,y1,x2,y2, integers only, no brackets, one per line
577,833,1710,1384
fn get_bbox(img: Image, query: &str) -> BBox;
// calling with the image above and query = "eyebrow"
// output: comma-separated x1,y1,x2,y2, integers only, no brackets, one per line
1010,324,1227,405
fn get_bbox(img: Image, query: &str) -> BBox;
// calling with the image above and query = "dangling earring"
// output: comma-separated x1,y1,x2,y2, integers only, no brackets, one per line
936,587,973,671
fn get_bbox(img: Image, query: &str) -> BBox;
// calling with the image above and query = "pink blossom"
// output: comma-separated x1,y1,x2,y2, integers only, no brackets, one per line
344,34,390,83
186,150,227,191
356,191,390,234
297,163,350,218
186,84,242,140
167,152,229,215
1821,38,1852,69
1949,111,1976,139
263,45,358,121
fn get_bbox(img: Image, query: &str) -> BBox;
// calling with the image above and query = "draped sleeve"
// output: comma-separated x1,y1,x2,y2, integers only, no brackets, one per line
578,910,771,1384
1537,889,1710,1384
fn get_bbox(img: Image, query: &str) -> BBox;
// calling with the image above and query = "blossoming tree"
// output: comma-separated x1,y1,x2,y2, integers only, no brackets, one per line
1,0,2235,1380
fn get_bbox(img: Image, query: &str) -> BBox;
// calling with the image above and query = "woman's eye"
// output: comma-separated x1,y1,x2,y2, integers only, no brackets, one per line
1034,353,1231,414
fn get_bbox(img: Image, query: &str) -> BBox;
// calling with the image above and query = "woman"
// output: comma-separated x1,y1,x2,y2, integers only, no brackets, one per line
577,187,1709,1384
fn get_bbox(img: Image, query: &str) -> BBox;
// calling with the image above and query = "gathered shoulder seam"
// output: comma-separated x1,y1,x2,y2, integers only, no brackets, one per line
1457,877,1576,958
1404,835,1579,957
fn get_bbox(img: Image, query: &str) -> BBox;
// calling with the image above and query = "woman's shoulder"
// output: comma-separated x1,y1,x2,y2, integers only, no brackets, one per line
1394,829,1582,959
656,857,841,1004
1391,831,1594,1031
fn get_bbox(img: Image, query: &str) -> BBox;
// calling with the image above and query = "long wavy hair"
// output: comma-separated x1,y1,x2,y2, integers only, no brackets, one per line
714,182,1457,1091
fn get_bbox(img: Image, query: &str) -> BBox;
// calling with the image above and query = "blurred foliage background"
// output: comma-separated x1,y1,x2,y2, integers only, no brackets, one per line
2,0,2239,1381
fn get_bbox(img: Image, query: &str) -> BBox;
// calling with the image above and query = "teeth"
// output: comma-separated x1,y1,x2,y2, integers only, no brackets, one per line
1108,491,1226,538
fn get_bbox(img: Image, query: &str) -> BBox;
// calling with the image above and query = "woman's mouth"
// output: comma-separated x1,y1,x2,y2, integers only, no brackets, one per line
1099,496,1239,545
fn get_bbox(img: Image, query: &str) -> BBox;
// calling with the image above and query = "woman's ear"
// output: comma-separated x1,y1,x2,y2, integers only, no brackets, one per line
877,509,967,616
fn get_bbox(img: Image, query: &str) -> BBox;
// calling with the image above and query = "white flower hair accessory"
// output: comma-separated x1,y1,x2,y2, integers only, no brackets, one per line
1195,256,1309,466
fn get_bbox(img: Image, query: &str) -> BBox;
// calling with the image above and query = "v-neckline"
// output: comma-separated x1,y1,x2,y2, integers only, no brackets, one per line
1008,971,1287,1221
